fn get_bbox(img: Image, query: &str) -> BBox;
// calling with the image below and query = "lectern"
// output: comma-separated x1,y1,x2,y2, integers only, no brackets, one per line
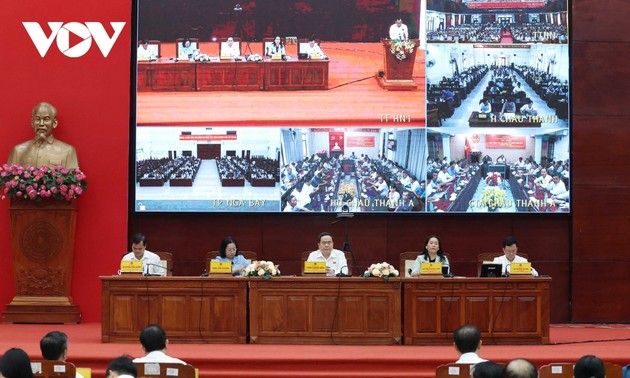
378,39,419,90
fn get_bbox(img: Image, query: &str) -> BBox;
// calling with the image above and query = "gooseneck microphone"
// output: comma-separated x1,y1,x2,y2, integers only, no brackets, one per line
143,263,169,276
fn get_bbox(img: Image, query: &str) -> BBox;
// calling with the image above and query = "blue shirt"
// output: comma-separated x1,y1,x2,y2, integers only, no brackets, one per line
215,255,250,275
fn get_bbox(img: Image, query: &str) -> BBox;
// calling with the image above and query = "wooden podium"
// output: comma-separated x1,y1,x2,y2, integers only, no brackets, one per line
3,199,81,323
378,39,418,90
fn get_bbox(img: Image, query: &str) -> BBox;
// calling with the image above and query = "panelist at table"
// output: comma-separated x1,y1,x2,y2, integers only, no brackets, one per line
410,235,450,277
121,233,165,276
307,232,348,276
302,37,327,60
265,36,286,57
214,236,249,276
492,236,539,277
222,37,241,59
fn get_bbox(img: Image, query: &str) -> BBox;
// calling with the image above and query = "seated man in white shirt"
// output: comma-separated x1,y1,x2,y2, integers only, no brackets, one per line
533,168,552,189
303,38,327,59
121,233,165,276
133,324,186,364
307,232,348,276
492,236,539,277
389,18,408,40
453,324,486,364
547,173,567,197
222,37,240,59
137,40,156,61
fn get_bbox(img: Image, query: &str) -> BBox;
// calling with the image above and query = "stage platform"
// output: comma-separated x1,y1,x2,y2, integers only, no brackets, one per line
1,323,629,378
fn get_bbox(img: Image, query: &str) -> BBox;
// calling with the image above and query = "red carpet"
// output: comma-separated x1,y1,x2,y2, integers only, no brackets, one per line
136,42,426,127
500,30,513,44
1,323,630,378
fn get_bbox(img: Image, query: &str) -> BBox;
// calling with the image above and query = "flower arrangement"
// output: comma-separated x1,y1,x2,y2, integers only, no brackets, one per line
243,260,280,280
389,40,416,61
363,262,399,281
481,186,506,210
0,164,87,202
485,172,502,186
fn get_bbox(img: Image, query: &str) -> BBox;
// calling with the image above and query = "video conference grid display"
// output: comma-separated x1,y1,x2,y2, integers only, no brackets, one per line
134,0,570,213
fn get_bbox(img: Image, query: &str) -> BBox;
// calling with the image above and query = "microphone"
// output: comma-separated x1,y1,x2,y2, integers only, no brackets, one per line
336,266,350,277
143,263,169,276
200,269,209,277
408,268,412,276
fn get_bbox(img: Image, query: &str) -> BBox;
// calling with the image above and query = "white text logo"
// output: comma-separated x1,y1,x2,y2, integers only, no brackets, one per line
23,22,126,58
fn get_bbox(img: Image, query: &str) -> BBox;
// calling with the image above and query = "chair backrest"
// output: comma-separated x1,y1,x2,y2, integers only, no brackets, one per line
31,360,77,378
435,363,471,378
300,250,352,275
154,251,173,276
135,363,195,378
605,362,623,378
539,362,622,378
400,251,452,277
477,252,529,276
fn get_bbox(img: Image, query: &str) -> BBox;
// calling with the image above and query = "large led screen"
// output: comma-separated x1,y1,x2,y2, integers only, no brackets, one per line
133,0,569,213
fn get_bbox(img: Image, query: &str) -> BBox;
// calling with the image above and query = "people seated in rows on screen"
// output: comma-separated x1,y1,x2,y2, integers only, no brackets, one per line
121,233,164,276
519,99,538,116
40,331,84,378
0,348,34,378
533,168,552,188
395,191,415,212
574,355,605,378
266,36,285,57
492,236,538,277
303,38,327,59
223,37,240,59
106,356,137,378
386,186,400,211
137,40,156,61
389,17,408,40
307,232,348,276
504,358,537,378
479,99,492,114
512,82,524,95
410,235,450,277
365,176,388,198
552,190,570,205
214,236,249,276
283,195,310,212
291,181,315,210
546,173,567,197
437,165,455,185
496,154,506,165
500,97,516,118
133,324,186,364
179,38,197,59
471,361,503,378
453,324,486,364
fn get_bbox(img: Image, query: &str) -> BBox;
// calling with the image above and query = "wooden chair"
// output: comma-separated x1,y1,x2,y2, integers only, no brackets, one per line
154,252,173,276
435,363,471,378
31,360,76,378
400,251,452,277
477,252,529,276
427,107,441,127
300,250,352,276
539,362,622,378
135,363,195,378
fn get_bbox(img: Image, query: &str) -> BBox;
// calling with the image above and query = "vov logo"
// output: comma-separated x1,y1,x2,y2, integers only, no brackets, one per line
23,22,126,58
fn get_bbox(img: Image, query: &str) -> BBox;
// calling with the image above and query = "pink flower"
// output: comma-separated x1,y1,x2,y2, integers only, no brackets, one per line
61,168,69,174
16,191,23,197
50,187,58,194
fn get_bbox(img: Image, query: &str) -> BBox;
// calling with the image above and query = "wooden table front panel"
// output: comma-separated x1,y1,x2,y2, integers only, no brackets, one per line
264,60,329,90
403,277,550,345
146,62,197,92
196,62,264,91
101,276,248,343
249,277,401,345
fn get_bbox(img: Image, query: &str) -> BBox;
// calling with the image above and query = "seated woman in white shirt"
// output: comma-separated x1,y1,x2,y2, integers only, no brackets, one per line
266,36,285,57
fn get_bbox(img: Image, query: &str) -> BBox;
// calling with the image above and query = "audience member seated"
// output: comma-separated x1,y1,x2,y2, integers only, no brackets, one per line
453,324,486,364
504,359,538,378
106,356,137,378
40,331,84,378
133,324,186,364
574,355,605,378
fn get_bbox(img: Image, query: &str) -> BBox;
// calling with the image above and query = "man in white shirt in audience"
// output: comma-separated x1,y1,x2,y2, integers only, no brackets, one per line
40,331,84,378
492,236,539,277
133,324,186,364
547,174,567,197
389,18,408,40
121,233,164,276
307,232,348,276
533,168,552,189
453,324,486,364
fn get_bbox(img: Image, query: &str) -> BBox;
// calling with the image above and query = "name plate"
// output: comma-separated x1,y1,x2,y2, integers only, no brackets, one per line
303,261,326,273
510,262,532,275
420,262,442,275
178,54,190,61
120,260,142,273
271,53,282,60
310,53,322,60
210,261,232,274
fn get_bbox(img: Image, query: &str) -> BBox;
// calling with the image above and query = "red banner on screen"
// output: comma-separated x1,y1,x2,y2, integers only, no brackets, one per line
347,136,375,147
329,131,345,154
467,1,545,9
486,135,526,149
179,134,237,141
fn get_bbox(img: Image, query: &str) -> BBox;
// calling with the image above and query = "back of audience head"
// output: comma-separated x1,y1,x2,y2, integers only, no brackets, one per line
472,361,503,378
504,358,537,378
453,324,482,354
574,355,605,378
40,330,69,361
139,324,167,353
0,348,34,378
106,356,137,378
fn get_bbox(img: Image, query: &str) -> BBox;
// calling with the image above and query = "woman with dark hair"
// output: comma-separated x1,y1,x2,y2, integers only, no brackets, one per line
0,348,34,378
266,36,285,56
410,235,450,277
471,361,504,378
214,236,249,276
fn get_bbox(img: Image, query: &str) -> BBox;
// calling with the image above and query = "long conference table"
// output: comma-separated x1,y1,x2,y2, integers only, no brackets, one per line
100,276,550,345
137,59,329,91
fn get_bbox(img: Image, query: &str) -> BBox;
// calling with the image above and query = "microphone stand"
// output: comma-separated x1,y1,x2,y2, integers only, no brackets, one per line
332,207,357,276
